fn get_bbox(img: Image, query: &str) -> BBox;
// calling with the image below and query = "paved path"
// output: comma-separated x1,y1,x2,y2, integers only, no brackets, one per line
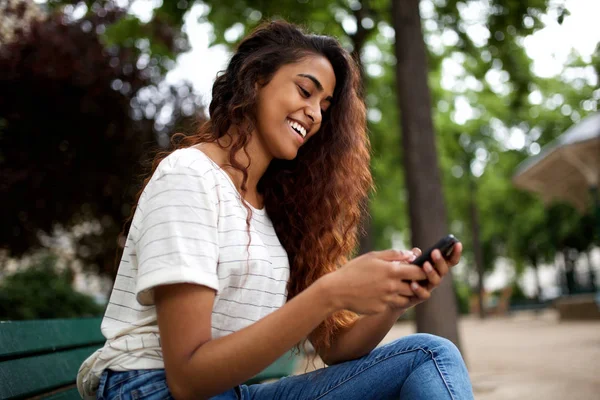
295,310,599,399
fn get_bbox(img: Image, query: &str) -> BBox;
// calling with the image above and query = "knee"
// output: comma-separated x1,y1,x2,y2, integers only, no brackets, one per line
395,333,463,361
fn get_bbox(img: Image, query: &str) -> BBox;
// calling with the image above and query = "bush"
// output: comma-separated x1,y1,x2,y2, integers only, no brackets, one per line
0,254,105,320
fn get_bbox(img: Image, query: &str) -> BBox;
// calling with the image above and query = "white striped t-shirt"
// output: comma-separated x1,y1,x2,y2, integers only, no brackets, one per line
77,147,290,398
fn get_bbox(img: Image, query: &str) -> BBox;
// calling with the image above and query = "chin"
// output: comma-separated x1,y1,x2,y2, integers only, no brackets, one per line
276,150,299,161
271,143,300,161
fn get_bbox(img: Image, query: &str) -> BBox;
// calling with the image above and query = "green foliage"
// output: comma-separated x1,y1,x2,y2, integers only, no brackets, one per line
430,1,598,284
5,0,598,289
0,254,105,320
453,278,472,315
510,279,529,302
198,0,388,51
0,1,205,272
197,0,599,276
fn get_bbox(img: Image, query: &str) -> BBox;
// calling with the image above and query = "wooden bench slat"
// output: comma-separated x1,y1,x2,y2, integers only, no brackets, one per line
0,345,100,399
0,318,104,359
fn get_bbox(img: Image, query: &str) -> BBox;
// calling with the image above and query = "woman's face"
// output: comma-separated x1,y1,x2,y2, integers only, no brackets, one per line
254,54,336,160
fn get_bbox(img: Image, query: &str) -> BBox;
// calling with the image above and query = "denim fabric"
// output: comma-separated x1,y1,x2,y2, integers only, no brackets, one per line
96,369,174,400
97,333,474,400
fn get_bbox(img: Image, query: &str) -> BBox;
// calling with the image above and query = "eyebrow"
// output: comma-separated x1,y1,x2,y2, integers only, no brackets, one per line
297,74,333,102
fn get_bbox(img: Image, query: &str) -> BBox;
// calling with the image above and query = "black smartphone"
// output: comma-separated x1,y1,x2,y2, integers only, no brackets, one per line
411,235,459,284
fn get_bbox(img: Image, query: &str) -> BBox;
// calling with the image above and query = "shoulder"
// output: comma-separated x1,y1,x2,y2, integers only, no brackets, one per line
155,147,219,182
139,148,221,206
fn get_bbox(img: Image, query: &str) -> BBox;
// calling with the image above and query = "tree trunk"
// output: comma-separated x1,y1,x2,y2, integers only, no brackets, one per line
350,10,373,256
586,250,596,291
468,167,485,319
391,0,461,349
532,260,543,302
563,248,576,295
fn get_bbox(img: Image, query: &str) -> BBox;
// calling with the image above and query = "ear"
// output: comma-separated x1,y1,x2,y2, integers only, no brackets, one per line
254,79,267,100
254,81,261,101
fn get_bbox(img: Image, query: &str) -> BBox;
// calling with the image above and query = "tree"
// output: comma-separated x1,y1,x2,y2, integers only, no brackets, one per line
391,0,461,346
427,0,598,306
0,1,205,273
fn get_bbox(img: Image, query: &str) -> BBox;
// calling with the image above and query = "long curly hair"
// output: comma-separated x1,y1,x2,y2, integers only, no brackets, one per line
128,20,372,357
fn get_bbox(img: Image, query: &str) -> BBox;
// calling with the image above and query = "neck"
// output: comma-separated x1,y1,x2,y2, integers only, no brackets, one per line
205,127,272,195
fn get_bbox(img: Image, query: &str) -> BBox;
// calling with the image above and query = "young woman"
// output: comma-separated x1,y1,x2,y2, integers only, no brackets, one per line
77,20,473,400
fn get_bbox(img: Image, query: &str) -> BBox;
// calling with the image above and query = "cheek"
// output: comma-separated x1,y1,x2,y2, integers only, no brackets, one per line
254,102,282,135
254,98,270,127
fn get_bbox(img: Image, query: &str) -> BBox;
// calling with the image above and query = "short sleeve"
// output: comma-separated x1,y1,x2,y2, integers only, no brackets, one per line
133,155,220,306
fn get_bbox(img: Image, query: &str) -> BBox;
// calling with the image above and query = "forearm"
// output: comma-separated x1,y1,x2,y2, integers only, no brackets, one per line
321,307,406,365
171,280,336,399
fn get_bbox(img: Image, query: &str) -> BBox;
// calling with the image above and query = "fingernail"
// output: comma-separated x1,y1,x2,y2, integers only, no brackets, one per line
432,251,440,261
424,263,433,273
411,282,419,290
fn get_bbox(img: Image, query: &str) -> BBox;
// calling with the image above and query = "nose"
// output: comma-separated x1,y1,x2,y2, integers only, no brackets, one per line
305,106,321,124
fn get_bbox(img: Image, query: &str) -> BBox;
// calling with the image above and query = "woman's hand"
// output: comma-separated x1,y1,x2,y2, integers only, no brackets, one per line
401,242,463,309
321,249,429,315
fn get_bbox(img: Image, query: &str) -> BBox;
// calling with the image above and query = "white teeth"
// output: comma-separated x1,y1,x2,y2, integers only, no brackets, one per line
287,119,306,137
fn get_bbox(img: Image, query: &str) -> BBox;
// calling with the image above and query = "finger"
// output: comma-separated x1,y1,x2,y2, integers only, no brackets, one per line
447,242,462,266
411,247,422,257
431,250,449,277
423,261,441,287
392,264,427,281
389,294,412,309
410,281,431,300
395,281,415,297
374,249,415,262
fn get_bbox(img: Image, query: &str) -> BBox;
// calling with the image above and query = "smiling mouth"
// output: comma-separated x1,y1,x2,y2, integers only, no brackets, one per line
286,118,307,138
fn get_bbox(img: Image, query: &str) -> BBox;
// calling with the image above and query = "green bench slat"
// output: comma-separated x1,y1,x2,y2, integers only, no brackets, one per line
0,345,100,399
1,317,300,398
246,351,299,385
42,387,81,400
0,318,104,359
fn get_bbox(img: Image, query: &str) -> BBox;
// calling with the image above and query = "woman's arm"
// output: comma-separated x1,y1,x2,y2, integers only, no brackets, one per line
315,244,462,366
313,250,419,365
156,249,428,399
156,279,336,400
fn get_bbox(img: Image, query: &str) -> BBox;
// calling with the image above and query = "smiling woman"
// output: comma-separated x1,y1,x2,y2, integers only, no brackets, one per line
76,20,473,400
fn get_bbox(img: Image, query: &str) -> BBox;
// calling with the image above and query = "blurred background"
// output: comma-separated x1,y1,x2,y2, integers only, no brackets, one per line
0,0,598,398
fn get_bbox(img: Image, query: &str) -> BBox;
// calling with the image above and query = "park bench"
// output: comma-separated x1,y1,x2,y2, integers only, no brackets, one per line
553,292,600,320
0,318,299,399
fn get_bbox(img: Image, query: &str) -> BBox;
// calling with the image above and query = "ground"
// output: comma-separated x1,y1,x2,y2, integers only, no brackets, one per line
294,310,600,399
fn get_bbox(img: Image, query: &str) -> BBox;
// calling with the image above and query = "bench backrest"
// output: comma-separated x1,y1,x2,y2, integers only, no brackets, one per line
0,318,104,399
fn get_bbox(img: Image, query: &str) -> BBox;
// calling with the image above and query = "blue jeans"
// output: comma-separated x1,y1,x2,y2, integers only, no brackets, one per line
96,333,474,399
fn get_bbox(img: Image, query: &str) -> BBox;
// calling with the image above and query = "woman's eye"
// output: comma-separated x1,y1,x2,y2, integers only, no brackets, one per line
299,86,310,97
